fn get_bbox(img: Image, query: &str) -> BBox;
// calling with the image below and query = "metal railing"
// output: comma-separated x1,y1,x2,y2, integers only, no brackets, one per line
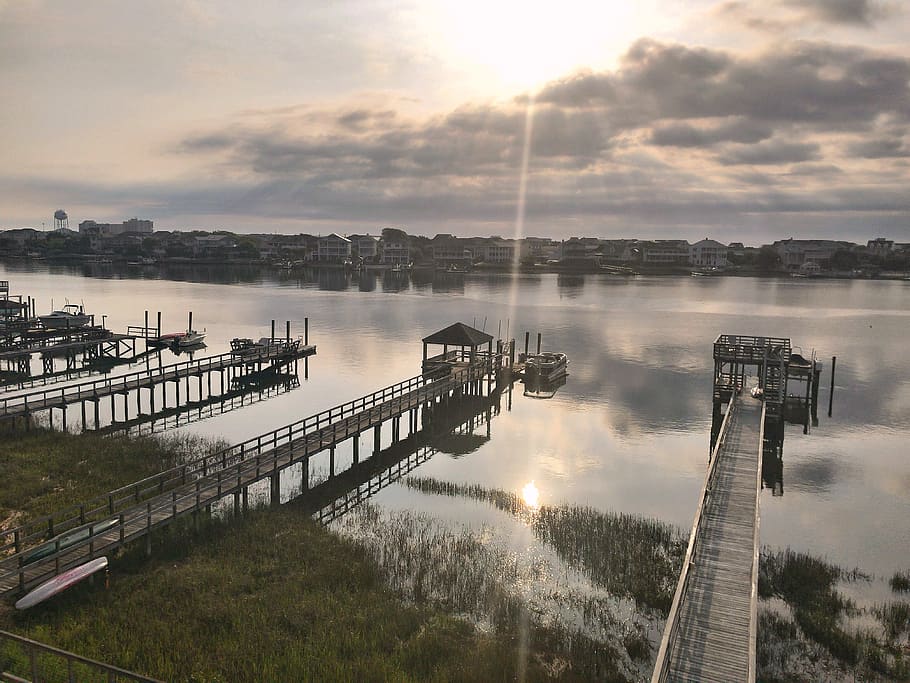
0,359,490,589
651,391,738,683
0,630,160,682
0,345,312,417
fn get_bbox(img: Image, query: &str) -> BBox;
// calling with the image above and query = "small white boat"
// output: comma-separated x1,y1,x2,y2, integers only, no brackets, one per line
39,303,92,330
525,352,569,383
174,330,206,348
15,557,109,610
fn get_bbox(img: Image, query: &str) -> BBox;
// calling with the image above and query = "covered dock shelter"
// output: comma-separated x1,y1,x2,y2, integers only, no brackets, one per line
421,322,493,374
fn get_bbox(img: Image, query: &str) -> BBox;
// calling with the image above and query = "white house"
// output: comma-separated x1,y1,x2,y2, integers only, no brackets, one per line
689,239,729,268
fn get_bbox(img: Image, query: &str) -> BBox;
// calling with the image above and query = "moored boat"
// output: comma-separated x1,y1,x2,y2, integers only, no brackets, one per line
524,352,569,383
39,303,92,330
174,330,206,348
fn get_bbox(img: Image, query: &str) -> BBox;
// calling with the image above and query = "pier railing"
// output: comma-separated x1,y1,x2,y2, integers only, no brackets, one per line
0,345,310,418
0,359,487,570
0,630,161,682
651,391,738,683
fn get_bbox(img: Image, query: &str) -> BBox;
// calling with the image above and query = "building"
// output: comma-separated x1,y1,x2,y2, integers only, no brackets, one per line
317,233,352,263
639,240,690,265
78,218,154,237
560,237,602,266
523,237,560,262
430,234,473,268
379,235,410,265
350,234,379,261
689,239,729,268
867,238,894,257
476,238,519,264
772,239,854,271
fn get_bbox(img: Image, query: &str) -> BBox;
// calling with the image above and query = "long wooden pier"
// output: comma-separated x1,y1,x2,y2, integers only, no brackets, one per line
0,342,314,429
0,359,497,596
652,391,764,682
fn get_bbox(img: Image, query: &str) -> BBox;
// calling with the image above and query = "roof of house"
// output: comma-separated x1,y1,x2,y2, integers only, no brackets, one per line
422,322,493,347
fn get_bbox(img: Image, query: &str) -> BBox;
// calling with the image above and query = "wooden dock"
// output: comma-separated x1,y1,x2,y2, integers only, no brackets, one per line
0,360,495,596
653,391,764,682
0,342,314,428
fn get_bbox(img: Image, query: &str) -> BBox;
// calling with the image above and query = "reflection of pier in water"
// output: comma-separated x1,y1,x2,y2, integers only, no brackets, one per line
305,392,501,525
98,371,301,437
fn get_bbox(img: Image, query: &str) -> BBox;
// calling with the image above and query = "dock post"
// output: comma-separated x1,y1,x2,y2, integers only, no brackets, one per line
93,400,100,430
188,311,193,333
828,356,836,417
270,473,280,506
537,332,542,355
157,311,162,338
271,319,275,342
80,401,87,432
286,320,290,342
329,446,335,477
242,486,249,512
524,332,529,356
302,457,309,491
234,491,241,515
352,434,360,464
373,424,381,454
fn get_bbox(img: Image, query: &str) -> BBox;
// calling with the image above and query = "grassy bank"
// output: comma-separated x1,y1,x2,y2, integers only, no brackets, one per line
0,429,225,527
2,508,616,682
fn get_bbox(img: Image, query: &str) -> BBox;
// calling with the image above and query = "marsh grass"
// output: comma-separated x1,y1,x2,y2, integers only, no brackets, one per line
0,429,224,523
405,476,686,613
2,507,607,682
758,549,910,681
892,570,910,593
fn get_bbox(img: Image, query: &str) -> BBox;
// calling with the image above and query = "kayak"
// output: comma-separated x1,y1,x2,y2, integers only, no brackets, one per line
15,557,109,610
21,518,119,565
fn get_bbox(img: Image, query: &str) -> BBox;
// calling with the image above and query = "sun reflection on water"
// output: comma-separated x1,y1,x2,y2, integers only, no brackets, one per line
521,480,540,508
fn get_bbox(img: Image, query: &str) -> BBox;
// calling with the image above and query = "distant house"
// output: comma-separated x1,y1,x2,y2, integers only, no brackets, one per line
431,234,473,268
560,237,602,266
689,239,729,268
317,233,351,263
379,235,409,265
639,240,690,265
772,239,855,271
522,237,559,262
867,238,894,257
79,218,153,237
349,234,379,261
477,238,519,264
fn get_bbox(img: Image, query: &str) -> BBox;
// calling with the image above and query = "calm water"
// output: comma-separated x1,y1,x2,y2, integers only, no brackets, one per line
3,262,909,580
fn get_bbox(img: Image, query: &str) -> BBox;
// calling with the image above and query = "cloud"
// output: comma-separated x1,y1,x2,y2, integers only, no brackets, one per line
781,0,894,26
718,139,821,165
650,119,774,147
846,135,910,157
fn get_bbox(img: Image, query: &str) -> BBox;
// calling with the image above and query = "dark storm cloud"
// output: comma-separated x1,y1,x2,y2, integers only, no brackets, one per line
650,119,773,147
718,139,821,165
537,39,910,127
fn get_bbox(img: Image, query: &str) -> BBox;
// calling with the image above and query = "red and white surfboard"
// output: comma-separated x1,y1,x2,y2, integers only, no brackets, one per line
15,557,108,610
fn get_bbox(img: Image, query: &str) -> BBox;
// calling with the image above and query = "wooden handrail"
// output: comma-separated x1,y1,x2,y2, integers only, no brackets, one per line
651,391,738,683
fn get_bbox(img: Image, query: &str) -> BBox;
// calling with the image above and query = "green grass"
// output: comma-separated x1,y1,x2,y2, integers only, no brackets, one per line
2,508,610,682
0,429,222,524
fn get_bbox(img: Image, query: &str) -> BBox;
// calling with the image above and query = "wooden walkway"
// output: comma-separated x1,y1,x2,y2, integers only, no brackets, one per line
653,392,764,683
0,362,490,596
0,343,314,421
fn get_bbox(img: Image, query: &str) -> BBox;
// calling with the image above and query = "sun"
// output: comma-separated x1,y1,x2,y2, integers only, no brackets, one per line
419,1,651,92
521,480,540,508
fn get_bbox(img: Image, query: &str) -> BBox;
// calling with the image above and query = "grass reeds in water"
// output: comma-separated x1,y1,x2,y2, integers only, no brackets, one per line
892,570,910,593
405,476,686,613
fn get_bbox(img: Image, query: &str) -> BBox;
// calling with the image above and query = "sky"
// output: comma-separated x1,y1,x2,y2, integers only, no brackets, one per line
1,0,909,242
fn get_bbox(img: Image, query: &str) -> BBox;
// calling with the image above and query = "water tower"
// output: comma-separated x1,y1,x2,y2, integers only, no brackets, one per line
54,209,69,230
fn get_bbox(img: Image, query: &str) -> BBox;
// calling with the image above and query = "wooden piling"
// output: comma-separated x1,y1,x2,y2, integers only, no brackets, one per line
828,355,836,417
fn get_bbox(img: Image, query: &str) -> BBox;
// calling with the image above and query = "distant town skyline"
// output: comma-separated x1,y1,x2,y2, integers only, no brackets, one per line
1,1,909,242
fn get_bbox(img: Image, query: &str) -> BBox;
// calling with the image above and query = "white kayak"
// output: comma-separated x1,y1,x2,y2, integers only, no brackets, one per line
15,557,108,610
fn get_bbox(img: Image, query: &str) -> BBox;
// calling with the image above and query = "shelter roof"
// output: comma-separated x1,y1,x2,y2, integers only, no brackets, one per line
422,322,493,347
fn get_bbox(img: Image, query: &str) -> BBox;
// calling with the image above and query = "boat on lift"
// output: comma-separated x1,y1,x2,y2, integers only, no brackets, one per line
39,303,92,330
524,352,569,383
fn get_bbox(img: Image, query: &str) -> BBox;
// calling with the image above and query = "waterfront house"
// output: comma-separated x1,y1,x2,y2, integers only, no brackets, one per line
689,239,729,268
317,233,352,263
